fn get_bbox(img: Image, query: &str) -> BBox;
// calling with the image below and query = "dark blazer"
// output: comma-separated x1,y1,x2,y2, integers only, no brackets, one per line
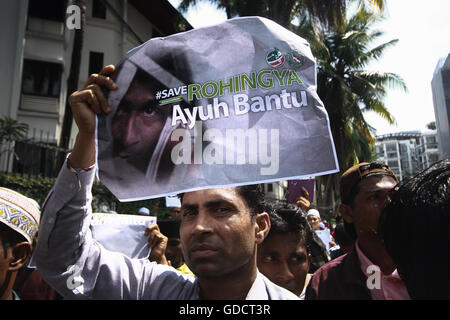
305,247,372,300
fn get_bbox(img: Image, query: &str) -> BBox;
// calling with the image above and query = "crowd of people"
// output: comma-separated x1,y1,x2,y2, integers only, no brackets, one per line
1,65,449,300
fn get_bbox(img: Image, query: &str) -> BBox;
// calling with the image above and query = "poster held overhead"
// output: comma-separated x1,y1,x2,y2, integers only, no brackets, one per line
96,16,339,201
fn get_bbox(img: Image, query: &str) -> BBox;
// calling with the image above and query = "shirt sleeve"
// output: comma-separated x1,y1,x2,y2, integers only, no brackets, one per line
34,159,196,300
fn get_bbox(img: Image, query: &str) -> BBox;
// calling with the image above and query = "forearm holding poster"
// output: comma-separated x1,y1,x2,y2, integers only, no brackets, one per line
96,16,339,201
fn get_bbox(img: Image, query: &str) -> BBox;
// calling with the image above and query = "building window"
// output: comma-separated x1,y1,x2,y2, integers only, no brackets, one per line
267,183,273,193
387,152,397,159
399,144,408,154
425,136,438,149
22,59,62,98
376,146,383,156
387,160,398,169
428,154,439,164
385,144,397,152
92,0,107,19
28,0,67,22
89,51,104,76
401,159,409,170
426,136,436,144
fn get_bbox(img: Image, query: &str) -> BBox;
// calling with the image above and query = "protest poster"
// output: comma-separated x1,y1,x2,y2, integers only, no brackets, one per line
96,16,339,201
315,229,331,251
90,213,156,259
287,178,315,204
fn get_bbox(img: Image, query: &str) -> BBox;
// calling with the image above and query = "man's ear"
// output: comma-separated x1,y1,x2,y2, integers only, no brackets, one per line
254,212,271,244
339,203,354,224
9,242,31,272
307,254,312,268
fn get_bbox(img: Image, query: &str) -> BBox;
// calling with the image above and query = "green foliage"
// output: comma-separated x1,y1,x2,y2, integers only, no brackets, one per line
0,116,29,143
426,121,436,130
0,173,168,217
92,182,170,217
178,0,385,31
0,116,29,159
0,173,54,205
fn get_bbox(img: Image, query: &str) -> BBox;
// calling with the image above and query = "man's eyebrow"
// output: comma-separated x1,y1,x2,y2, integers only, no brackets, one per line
180,203,197,211
362,189,381,193
181,199,239,212
204,199,236,208
363,187,393,193
262,250,279,257
292,251,307,258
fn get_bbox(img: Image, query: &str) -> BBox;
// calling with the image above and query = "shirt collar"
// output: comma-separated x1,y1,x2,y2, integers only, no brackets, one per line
355,241,374,278
355,241,401,279
194,271,268,300
245,271,269,300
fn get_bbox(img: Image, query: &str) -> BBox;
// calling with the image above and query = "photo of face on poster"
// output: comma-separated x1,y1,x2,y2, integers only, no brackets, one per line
96,17,339,201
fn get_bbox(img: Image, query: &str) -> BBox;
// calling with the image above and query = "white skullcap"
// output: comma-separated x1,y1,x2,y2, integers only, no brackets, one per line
306,209,321,220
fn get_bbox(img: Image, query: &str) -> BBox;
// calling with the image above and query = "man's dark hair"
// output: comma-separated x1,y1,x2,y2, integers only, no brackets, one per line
234,184,266,218
266,202,313,254
0,223,27,256
178,184,266,220
378,158,450,300
333,222,354,247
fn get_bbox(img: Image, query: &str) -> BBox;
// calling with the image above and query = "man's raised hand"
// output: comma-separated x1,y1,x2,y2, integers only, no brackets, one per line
67,65,117,169
68,65,117,135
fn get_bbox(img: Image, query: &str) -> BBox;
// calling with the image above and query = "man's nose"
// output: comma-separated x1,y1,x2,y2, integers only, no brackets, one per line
121,111,140,146
191,212,214,236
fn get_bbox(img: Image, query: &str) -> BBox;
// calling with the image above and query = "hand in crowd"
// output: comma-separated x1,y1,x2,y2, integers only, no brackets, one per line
294,187,310,213
145,224,170,266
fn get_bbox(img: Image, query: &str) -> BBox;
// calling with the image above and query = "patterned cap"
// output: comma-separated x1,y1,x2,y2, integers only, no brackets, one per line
0,187,40,243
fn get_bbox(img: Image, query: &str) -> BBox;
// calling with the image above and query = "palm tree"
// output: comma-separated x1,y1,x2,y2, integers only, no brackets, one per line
300,8,407,214
314,9,406,167
0,116,29,167
0,116,29,143
178,0,385,30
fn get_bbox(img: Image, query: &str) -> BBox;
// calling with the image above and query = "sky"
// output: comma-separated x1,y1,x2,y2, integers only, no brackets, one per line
169,0,450,136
